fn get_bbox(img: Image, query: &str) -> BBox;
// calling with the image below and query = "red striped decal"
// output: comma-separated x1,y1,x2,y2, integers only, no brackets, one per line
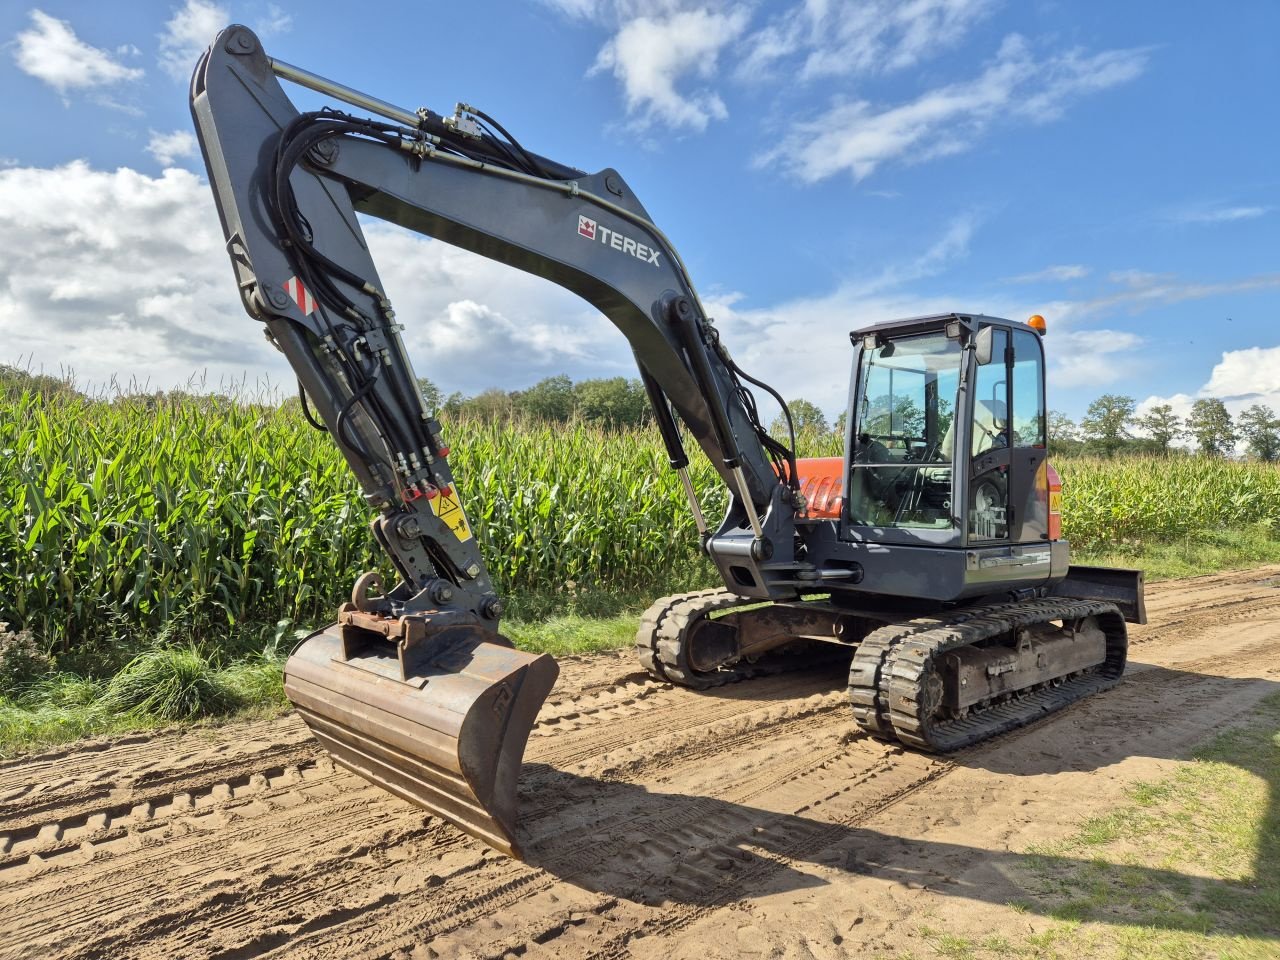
285,276,316,315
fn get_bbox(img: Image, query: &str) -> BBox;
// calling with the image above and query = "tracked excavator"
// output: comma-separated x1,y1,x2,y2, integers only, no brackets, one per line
191,26,1146,858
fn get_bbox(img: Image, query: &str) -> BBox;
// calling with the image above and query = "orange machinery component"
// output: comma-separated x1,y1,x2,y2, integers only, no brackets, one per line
1046,461,1063,541
794,457,844,519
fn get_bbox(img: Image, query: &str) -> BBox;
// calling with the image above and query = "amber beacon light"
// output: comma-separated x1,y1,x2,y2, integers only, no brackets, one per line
1027,314,1047,335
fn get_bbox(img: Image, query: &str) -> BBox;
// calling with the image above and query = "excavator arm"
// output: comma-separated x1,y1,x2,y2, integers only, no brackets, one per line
190,25,804,854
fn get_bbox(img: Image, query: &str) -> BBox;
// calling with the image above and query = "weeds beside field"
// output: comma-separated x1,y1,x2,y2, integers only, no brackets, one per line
2,387,1280,753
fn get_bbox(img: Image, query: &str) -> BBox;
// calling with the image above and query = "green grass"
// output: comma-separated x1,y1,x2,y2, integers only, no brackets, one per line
1076,523,1280,581
922,693,1280,959
503,610,644,656
0,645,290,757
0,610,638,756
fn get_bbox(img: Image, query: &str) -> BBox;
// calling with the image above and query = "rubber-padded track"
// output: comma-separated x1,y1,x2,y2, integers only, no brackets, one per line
853,598,1127,752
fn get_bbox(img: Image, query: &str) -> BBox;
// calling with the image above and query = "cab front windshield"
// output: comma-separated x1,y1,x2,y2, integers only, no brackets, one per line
848,331,961,531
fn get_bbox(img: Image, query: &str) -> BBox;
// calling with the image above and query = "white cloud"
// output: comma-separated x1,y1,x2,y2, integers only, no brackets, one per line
1141,345,1280,450
739,0,995,82
13,10,144,97
257,4,293,35
0,159,1000,413
1004,264,1090,284
360,225,628,394
1173,205,1271,224
0,161,251,389
0,161,628,396
856,212,979,295
1070,270,1280,319
1050,329,1143,388
759,34,1149,182
158,0,228,80
146,130,198,166
538,0,687,22
1201,346,1280,400
589,7,750,131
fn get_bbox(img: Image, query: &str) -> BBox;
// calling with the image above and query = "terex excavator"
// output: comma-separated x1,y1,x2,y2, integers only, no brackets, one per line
191,26,1146,858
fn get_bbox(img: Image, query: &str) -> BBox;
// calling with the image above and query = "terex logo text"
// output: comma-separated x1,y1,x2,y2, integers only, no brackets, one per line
575,215,661,267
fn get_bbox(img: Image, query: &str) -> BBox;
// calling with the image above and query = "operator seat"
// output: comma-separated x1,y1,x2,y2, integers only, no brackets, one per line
971,398,1008,454
938,397,1008,460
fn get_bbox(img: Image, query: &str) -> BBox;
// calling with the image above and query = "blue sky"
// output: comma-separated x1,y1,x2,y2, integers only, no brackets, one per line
0,1,1275,425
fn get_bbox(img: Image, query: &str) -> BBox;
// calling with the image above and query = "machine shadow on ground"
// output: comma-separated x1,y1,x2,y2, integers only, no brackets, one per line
519,664,1278,941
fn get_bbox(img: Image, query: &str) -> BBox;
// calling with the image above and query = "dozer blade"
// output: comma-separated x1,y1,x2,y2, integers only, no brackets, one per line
284,624,558,857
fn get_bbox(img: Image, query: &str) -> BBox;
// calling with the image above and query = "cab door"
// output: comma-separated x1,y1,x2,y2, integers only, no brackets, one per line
966,326,1049,546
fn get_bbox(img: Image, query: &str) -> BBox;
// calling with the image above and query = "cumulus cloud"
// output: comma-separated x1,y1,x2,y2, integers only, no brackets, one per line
158,0,228,80
13,10,144,98
1141,344,1280,449
589,7,750,131
738,0,994,82
1050,329,1143,388
1201,346,1280,400
0,161,252,389
359,225,629,394
760,34,1149,182
0,158,998,411
146,130,198,166
0,161,631,395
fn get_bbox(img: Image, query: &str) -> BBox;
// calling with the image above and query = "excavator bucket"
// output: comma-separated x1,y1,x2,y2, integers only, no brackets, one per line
283,623,558,858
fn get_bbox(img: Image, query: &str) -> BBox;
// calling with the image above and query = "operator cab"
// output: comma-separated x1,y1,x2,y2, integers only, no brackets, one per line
844,313,1048,549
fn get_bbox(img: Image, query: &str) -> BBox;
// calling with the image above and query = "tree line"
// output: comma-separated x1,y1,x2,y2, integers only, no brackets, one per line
1051,394,1280,461
8,363,1279,460
420,374,652,428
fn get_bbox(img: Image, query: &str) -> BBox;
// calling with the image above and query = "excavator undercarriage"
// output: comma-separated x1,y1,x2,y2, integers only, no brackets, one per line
191,24,1145,859
636,592,1128,751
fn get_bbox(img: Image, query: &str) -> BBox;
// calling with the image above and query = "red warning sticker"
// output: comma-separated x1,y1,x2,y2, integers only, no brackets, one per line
284,276,316,315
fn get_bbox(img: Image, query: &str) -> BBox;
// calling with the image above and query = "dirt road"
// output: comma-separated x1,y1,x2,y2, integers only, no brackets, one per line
3,567,1279,959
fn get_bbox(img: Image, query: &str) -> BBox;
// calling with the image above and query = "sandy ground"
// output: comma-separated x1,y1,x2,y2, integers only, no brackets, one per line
2,567,1278,959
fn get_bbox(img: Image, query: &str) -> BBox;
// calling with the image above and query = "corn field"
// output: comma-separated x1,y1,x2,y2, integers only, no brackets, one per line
1,389,1277,653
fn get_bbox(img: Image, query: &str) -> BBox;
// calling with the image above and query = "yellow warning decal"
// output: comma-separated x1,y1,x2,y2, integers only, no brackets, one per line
431,487,473,542
1049,490,1062,514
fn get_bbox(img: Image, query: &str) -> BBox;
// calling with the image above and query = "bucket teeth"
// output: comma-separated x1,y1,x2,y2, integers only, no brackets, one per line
284,624,558,857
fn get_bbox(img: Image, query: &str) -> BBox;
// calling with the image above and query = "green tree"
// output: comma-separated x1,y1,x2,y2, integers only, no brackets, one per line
417,377,442,413
513,374,574,421
573,377,649,427
1136,403,1184,455
440,391,466,418
462,387,515,421
1238,403,1280,462
1080,394,1136,457
771,397,828,434
1046,410,1084,455
1186,398,1237,457
0,364,78,399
